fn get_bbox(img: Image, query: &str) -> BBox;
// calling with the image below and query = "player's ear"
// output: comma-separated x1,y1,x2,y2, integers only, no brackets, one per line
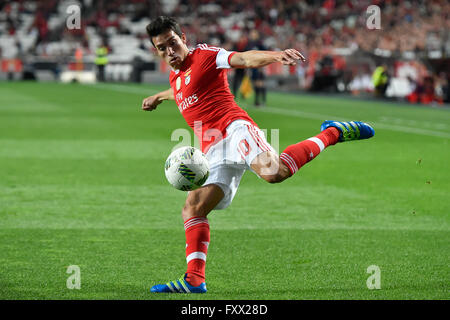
181,33,187,44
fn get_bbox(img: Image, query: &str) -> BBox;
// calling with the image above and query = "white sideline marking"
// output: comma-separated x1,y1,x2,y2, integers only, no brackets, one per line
378,116,448,130
369,123,450,139
84,83,161,95
86,83,450,139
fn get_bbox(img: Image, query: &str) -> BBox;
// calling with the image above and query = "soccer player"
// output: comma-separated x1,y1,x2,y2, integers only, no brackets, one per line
142,16,374,293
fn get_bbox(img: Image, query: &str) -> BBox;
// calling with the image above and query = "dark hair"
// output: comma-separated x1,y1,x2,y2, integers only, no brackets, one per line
146,16,183,47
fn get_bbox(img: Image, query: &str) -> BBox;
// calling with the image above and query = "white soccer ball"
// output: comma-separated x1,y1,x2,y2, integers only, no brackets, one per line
164,146,210,191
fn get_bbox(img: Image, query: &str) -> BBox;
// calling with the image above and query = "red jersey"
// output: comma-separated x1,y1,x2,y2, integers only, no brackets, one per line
169,44,257,153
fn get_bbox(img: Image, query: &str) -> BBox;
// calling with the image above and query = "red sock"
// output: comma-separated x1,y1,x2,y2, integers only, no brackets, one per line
280,127,339,175
184,217,210,287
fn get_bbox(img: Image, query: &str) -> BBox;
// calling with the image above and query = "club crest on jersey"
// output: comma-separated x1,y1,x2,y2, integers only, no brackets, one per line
176,77,181,91
185,74,191,86
184,68,192,86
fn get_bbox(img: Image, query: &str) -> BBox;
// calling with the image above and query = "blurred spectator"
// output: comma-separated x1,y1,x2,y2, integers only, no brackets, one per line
348,70,373,95
74,45,83,71
232,34,248,99
435,72,450,103
247,30,267,107
310,55,341,92
28,7,50,47
372,65,390,98
407,76,443,105
296,63,306,89
95,41,108,82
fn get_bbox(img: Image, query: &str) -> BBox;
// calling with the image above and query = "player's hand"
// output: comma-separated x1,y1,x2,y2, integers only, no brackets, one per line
278,49,306,65
142,95,162,111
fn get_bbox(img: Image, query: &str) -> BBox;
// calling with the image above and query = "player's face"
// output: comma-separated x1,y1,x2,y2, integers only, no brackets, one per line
153,30,188,69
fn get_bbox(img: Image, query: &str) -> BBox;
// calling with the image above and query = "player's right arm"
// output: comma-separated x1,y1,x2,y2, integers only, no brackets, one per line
142,88,174,111
229,49,306,69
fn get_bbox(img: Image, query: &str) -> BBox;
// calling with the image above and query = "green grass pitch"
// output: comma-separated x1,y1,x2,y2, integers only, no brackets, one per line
0,81,448,300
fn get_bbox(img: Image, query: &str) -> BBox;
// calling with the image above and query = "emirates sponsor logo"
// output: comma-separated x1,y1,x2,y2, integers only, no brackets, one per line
177,93,199,112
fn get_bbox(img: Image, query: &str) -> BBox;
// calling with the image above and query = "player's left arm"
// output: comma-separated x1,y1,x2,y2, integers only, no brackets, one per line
229,49,306,69
142,88,174,111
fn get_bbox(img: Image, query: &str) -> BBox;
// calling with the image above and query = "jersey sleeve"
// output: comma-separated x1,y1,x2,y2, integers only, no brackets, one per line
194,44,236,70
215,48,236,69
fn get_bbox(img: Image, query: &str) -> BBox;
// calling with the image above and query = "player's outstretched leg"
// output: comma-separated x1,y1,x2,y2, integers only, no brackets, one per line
253,120,374,180
320,120,375,142
278,125,341,176
280,120,374,175
150,273,207,293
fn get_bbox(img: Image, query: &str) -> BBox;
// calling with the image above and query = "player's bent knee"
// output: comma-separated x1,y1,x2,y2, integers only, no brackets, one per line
251,151,291,184
259,162,291,184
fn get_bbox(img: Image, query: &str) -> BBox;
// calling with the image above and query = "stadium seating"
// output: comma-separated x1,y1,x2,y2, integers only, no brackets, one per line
0,0,448,102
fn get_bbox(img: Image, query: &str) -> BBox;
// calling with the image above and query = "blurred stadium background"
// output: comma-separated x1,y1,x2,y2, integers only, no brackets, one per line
1,0,449,104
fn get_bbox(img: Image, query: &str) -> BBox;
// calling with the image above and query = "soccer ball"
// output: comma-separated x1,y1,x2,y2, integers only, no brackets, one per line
164,146,210,191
